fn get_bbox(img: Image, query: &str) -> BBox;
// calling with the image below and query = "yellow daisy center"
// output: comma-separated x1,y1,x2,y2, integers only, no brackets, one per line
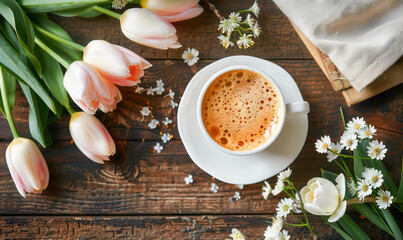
365,130,371,136
346,139,353,146
187,53,194,59
323,143,329,149
354,124,361,130
282,205,290,212
382,196,390,203
372,176,378,183
374,147,381,155
362,185,369,192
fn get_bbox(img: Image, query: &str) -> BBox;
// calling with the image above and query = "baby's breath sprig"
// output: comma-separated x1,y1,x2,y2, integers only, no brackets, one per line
206,0,261,49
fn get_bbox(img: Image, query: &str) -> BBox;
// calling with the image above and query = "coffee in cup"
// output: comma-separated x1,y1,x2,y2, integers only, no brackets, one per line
201,69,282,151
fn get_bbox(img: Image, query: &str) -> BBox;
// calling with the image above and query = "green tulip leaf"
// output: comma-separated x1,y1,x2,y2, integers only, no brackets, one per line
18,0,110,13
337,214,370,240
377,160,398,196
0,67,16,116
51,4,111,18
354,149,365,180
380,208,402,240
0,32,56,113
323,216,354,240
397,158,403,202
352,204,393,236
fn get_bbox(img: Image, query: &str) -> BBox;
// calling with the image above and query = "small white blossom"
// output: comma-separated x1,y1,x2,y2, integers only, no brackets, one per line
357,179,372,201
327,142,343,162
184,174,193,184
244,13,255,27
210,183,219,193
230,191,241,202
367,140,387,160
156,79,164,88
347,180,357,195
278,168,292,181
272,180,284,196
140,106,151,116
347,117,366,133
153,86,165,95
112,0,128,9
362,168,383,188
218,34,235,49
358,125,377,139
161,133,172,143
229,228,245,240
169,99,179,109
248,0,260,17
262,181,272,200
315,135,331,153
153,142,163,153
276,198,294,218
218,18,238,34
182,48,199,66
236,34,254,49
229,12,242,23
251,22,261,38
292,194,302,213
148,119,159,129
264,217,283,239
164,89,175,99
162,117,173,126
340,131,358,151
146,87,155,96
278,229,290,240
134,85,144,94
376,190,393,209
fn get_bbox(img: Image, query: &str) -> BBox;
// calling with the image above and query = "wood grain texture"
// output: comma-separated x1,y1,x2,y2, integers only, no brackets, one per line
0,215,397,239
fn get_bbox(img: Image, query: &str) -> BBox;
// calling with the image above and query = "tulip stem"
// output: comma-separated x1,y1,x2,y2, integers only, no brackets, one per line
65,106,75,116
340,107,346,131
33,24,85,52
93,6,121,19
0,68,19,139
35,37,70,69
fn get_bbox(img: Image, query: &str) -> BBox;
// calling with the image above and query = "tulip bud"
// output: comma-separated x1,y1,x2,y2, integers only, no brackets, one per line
83,40,151,86
141,0,203,22
300,174,347,222
64,61,122,114
6,138,49,198
120,8,182,50
69,112,116,164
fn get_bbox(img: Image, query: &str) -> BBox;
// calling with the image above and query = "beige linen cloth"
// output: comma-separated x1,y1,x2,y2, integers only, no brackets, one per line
273,0,403,92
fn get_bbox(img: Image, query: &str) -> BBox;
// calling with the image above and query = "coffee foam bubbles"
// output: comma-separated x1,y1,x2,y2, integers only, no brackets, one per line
202,70,282,151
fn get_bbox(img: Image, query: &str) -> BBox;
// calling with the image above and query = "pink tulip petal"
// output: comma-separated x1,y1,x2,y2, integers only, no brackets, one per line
162,5,204,22
114,45,152,69
6,145,26,197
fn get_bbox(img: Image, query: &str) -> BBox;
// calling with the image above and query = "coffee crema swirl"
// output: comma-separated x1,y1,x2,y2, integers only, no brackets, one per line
202,69,282,151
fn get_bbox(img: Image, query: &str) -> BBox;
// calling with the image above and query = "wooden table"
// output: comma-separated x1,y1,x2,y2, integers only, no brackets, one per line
0,1,402,239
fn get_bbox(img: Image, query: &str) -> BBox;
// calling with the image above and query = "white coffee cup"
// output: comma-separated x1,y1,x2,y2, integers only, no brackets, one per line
197,65,309,156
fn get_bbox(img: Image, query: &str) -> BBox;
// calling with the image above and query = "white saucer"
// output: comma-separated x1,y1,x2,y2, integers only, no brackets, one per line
177,56,308,185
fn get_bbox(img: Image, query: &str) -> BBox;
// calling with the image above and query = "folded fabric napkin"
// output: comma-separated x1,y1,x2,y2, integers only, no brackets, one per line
273,0,403,92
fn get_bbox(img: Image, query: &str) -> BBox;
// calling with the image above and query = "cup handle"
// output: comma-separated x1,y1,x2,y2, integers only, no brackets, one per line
286,101,310,117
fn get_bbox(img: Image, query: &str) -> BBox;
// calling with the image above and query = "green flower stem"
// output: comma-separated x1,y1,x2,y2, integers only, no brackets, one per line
290,212,306,225
329,149,371,160
283,188,297,201
296,191,318,238
334,159,352,179
93,5,121,19
33,24,85,52
236,27,243,36
340,157,354,179
0,68,19,139
65,105,75,116
340,107,346,130
286,222,307,227
34,37,70,69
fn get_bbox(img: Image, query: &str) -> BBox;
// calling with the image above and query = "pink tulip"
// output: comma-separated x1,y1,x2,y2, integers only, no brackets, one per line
141,0,204,22
6,138,49,198
83,40,151,87
63,61,122,114
120,8,182,50
69,112,116,164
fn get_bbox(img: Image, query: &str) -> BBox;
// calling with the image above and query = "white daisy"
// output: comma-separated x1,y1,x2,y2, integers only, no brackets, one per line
362,168,383,188
184,174,193,184
376,190,393,209
153,85,165,95
262,181,272,200
278,229,290,240
148,119,159,129
315,135,331,153
264,217,283,239
276,198,294,217
367,140,387,160
236,34,254,49
340,131,358,151
146,87,155,96
272,180,284,196
326,142,343,162
218,34,235,49
251,22,261,38
358,125,377,139
243,13,255,27
248,0,260,17
346,117,366,133
161,133,172,143
357,179,372,201
140,106,151,116
347,180,357,195
182,48,199,66
229,12,242,23
162,117,173,126
292,194,302,213
218,18,237,34
134,85,144,94
229,228,245,240
278,168,292,181
230,191,241,202
210,183,219,193
169,99,179,109
153,142,163,153
164,89,175,99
